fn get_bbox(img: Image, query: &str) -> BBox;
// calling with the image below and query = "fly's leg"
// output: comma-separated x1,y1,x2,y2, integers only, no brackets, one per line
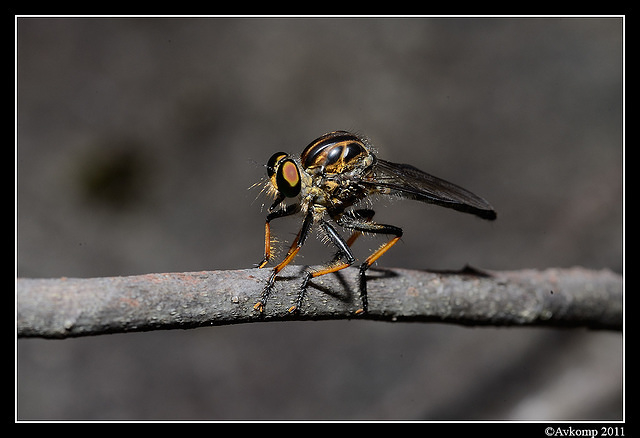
254,210,312,313
357,228,402,314
257,201,300,269
289,210,374,313
338,214,403,314
290,220,355,314
343,209,375,247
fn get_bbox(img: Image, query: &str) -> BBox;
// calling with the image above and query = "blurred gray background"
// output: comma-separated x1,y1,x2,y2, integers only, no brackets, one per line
16,17,623,420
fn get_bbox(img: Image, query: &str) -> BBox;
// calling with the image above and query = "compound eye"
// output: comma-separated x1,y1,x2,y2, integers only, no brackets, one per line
275,158,301,198
267,152,288,178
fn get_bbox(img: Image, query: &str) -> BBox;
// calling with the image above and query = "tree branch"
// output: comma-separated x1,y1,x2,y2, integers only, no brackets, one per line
17,266,622,339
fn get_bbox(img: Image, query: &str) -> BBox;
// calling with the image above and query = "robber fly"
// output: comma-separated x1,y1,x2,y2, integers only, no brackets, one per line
254,130,496,314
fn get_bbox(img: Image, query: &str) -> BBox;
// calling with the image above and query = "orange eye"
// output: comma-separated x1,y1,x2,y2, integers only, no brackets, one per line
275,159,301,198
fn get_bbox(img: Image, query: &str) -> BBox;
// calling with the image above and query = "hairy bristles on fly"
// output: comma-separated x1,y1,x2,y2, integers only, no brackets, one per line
263,178,280,201
360,136,378,155
248,177,280,211
267,235,282,262
317,226,333,247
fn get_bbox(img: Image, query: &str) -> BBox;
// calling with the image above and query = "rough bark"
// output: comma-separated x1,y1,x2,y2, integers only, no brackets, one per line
17,266,622,339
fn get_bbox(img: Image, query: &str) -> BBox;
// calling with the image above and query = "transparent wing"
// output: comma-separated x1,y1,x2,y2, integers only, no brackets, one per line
362,159,496,220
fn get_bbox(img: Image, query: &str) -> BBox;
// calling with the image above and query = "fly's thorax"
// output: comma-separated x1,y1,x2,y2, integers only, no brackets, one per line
301,131,374,176
301,172,368,214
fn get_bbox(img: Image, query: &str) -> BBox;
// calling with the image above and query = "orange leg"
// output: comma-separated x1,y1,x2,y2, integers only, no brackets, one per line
355,235,402,314
336,211,403,314
257,202,300,269
256,208,402,315
288,220,356,313
254,211,312,312
258,221,272,269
